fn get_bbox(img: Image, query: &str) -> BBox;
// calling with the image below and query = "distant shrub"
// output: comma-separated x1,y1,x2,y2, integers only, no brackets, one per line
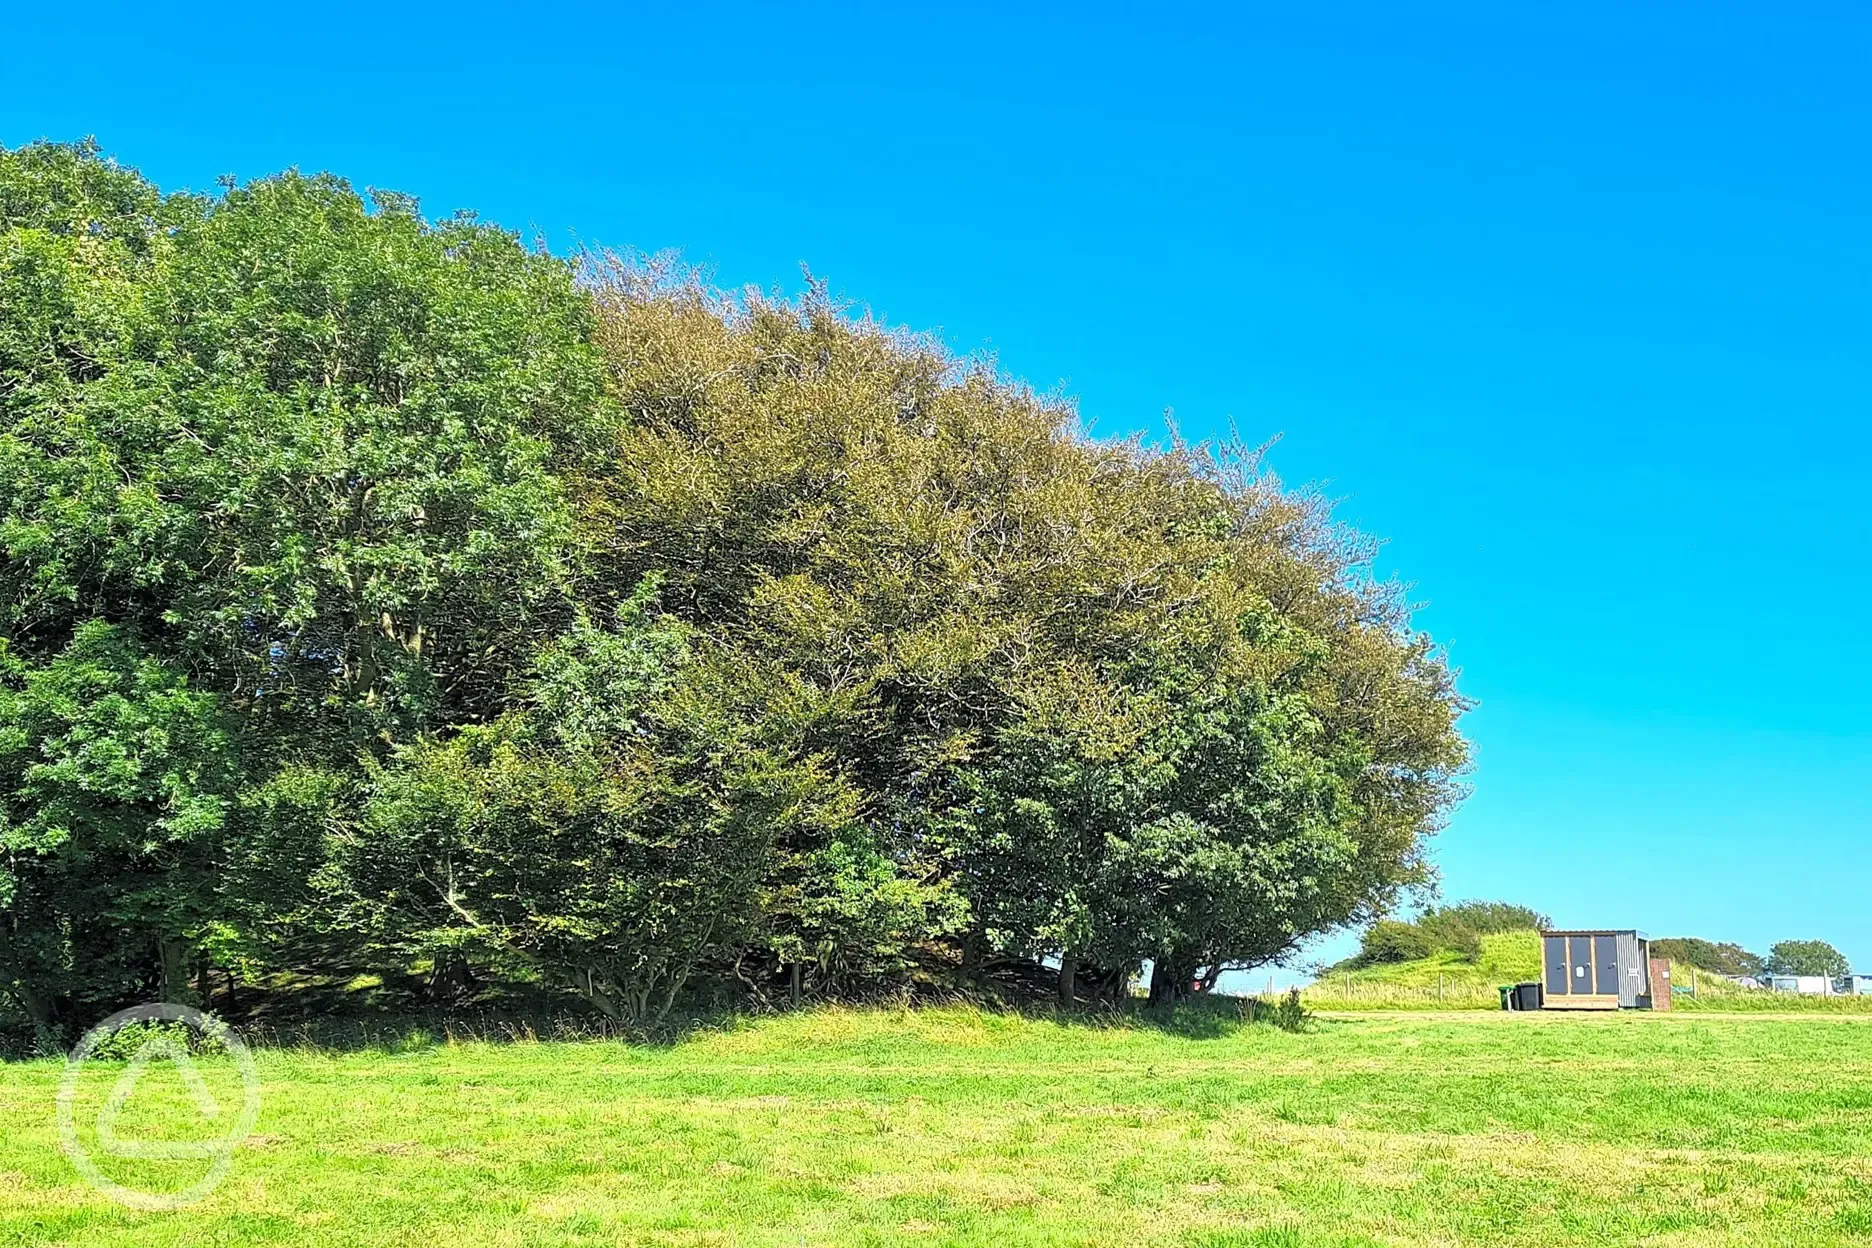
1425,900,1551,936
1357,920,1435,965
1269,987,1312,1033
1652,938,1765,977
74,1018,236,1061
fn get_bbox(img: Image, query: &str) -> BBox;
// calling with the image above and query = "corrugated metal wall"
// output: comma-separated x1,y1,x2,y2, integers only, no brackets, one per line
1614,932,1642,1006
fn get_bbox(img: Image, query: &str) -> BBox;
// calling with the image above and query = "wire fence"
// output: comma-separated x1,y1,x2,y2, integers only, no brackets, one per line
1301,976,1504,1011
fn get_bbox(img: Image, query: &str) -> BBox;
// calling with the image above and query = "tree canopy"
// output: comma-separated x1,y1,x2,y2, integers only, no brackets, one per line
1338,899,1546,969
0,141,1469,1040
1763,940,1850,979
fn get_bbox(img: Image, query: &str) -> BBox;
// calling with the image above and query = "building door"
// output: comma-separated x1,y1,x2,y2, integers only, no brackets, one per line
1594,935,1619,996
1569,935,1594,994
1544,936,1569,996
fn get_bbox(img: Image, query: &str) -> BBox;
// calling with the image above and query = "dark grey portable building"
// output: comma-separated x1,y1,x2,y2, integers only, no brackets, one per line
1540,929,1654,1009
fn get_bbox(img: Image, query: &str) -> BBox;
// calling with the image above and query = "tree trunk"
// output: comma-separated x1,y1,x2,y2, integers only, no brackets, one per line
1057,952,1078,1009
1148,954,1197,1009
427,950,477,1002
959,928,983,982
159,937,197,1005
570,965,624,1020
1147,959,1173,1007
10,983,57,1040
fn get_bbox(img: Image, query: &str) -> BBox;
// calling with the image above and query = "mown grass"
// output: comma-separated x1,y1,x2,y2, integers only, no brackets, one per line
4,1005,1872,1245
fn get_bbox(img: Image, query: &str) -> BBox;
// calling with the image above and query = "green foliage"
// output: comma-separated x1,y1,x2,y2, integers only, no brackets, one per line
1424,900,1551,936
1764,939,1851,979
1352,919,1435,966
951,621,1375,999
0,137,176,250
0,623,232,1029
339,590,856,1023
1345,900,1544,970
585,261,1469,1006
1413,913,1483,963
0,150,613,747
0,143,1471,1031
1652,937,1765,977
1,140,614,1032
1268,986,1312,1033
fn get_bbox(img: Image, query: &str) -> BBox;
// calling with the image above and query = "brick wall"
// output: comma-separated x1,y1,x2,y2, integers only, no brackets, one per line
1649,958,1673,1011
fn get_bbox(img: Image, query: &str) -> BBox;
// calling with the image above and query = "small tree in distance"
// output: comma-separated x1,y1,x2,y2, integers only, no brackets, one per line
1763,940,1851,979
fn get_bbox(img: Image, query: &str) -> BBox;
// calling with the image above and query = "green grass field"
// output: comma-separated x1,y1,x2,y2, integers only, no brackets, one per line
4,1005,1872,1246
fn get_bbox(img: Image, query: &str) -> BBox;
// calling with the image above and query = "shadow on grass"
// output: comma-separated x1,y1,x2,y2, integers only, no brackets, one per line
4,980,1312,1061
875,986,1312,1042
1113,991,1313,1039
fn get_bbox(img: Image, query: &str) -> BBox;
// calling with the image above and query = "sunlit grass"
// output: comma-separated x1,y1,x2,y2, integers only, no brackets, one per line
4,1005,1872,1245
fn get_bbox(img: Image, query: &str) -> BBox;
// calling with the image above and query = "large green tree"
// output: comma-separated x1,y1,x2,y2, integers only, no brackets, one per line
1,144,613,742
0,623,232,1032
1,143,1471,1032
1,141,616,1025
582,260,1470,1003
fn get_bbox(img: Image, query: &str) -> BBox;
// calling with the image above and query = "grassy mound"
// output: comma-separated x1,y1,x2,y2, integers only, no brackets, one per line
1305,929,1543,1009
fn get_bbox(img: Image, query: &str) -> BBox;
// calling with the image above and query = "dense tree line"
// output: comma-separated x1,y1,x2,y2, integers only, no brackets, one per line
0,141,1469,1041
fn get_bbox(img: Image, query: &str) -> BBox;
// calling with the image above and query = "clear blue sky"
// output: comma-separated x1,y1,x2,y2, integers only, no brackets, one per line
6,2,1869,972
